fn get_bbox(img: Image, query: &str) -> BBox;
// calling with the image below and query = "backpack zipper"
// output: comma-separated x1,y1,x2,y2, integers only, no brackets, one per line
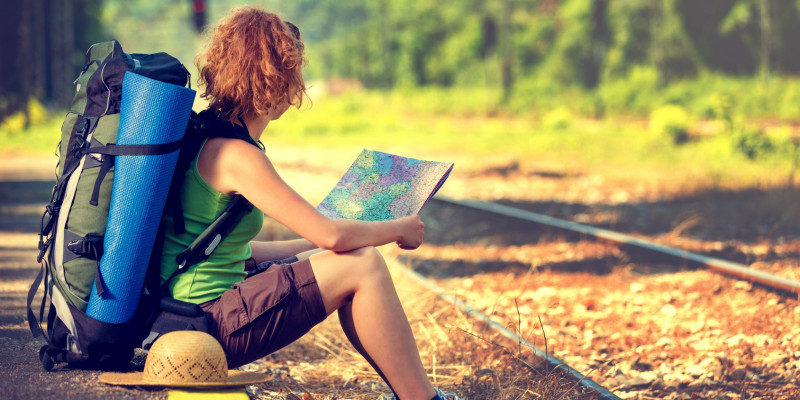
100,43,116,116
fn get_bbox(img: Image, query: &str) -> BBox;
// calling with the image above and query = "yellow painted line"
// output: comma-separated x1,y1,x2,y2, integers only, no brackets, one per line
167,388,250,400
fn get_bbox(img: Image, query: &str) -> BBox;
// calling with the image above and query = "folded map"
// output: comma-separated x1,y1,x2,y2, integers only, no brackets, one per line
317,149,453,221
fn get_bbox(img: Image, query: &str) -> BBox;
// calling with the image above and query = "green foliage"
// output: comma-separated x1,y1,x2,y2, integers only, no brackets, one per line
0,98,50,134
764,125,799,159
650,105,690,144
0,113,62,155
276,0,800,96
707,93,733,122
512,12,556,76
263,89,797,188
719,0,754,36
599,66,660,114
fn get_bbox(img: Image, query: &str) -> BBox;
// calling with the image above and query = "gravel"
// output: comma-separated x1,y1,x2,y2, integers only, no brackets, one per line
399,165,800,400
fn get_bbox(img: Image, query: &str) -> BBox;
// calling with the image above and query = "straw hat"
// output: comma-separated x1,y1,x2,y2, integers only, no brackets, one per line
98,331,268,387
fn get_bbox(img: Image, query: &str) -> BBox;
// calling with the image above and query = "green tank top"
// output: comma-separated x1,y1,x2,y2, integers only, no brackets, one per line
160,139,264,304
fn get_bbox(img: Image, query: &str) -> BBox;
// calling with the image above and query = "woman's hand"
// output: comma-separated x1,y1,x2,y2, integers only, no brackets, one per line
395,215,425,250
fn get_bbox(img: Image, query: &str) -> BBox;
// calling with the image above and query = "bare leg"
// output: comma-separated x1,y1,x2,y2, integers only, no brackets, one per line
309,247,435,400
338,304,397,395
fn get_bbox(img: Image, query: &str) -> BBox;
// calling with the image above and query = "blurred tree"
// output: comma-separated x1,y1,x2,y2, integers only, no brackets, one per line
652,0,703,83
718,0,767,78
1,1,29,122
499,0,513,103
679,0,756,75
539,0,607,88
757,0,772,83
0,0,104,124
84,0,800,108
716,0,800,78
100,0,202,80
511,2,555,79
604,1,655,80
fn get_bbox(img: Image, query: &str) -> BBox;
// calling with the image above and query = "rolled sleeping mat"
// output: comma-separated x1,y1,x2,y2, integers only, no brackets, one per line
86,71,195,323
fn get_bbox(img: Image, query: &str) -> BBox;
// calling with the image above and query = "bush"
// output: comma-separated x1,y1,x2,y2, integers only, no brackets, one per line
542,107,573,131
650,105,690,144
765,125,794,157
707,93,733,121
733,126,773,160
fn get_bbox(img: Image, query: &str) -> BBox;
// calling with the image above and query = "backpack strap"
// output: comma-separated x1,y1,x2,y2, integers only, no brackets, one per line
86,139,185,206
83,140,184,157
166,112,203,235
160,109,261,288
26,262,48,338
161,195,254,290
175,195,254,271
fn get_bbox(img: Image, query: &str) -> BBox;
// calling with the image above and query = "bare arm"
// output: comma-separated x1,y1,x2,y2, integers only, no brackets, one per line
199,138,424,252
249,238,317,263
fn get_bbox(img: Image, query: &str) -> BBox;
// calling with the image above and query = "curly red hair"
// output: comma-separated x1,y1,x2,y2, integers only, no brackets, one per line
196,6,306,125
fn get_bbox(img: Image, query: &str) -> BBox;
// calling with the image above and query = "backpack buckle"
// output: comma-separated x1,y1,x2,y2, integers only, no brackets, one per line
45,203,59,215
66,234,104,259
41,204,59,237
37,236,53,263
75,117,98,138
76,118,90,136
71,136,87,158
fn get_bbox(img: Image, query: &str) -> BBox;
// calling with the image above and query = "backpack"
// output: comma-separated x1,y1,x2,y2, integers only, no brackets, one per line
27,40,257,371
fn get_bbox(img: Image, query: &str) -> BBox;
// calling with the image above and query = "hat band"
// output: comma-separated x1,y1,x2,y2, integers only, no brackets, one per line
143,357,228,384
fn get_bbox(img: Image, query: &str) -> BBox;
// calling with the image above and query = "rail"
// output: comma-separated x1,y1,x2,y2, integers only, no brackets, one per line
433,197,800,296
390,259,621,400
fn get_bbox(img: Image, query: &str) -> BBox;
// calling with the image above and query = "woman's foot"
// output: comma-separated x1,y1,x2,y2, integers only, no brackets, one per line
379,387,461,400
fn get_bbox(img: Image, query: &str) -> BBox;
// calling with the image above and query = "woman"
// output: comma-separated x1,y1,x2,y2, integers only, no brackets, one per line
159,6,458,400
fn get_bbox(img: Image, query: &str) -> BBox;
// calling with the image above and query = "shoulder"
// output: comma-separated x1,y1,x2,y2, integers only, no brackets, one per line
197,137,270,194
202,137,269,176
204,136,262,155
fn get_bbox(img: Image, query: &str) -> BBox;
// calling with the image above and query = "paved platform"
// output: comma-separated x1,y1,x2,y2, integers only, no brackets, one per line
0,155,164,400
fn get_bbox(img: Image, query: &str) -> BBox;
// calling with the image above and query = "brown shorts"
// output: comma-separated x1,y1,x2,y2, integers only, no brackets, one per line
199,258,327,368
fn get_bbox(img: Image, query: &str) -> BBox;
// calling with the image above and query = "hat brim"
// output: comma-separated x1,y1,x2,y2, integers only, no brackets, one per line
98,369,268,388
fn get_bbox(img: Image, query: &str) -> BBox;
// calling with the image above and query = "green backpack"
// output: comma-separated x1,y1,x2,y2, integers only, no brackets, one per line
28,40,256,370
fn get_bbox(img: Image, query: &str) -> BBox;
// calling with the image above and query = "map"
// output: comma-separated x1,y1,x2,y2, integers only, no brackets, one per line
317,149,454,221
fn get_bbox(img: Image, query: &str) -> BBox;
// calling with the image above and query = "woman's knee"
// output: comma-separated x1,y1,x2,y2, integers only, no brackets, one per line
348,245,382,262
310,246,387,290
309,247,389,313
347,246,389,280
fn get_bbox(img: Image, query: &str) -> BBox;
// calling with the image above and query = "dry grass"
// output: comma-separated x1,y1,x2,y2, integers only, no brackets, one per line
242,244,598,400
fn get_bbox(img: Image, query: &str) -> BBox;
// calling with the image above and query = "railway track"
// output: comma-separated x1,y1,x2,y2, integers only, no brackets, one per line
433,197,800,297
396,196,800,399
